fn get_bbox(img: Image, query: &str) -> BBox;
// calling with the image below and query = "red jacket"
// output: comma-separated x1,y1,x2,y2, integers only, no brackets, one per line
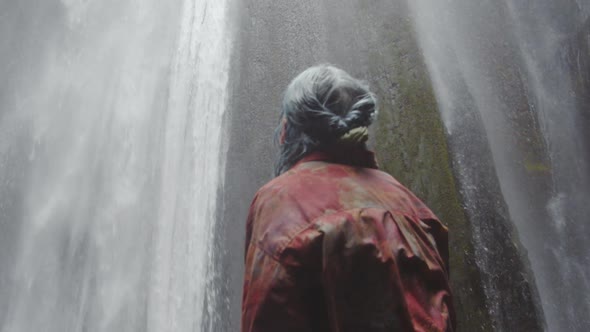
242,148,455,332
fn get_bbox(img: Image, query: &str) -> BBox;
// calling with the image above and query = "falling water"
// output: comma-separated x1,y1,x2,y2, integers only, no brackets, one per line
409,0,590,330
0,0,231,331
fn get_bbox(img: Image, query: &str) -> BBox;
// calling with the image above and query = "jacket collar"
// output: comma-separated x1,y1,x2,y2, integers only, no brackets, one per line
296,145,379,169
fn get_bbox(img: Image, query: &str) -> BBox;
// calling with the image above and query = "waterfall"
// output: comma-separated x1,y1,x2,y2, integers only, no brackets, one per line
0,0,231,331
408,0,590,330
148,0,231,330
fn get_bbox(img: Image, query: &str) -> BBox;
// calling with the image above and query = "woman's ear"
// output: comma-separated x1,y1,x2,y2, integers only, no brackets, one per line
279,117,287,145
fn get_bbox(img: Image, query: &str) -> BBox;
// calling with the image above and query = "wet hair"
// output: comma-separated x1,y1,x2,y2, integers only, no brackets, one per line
274,65,378,176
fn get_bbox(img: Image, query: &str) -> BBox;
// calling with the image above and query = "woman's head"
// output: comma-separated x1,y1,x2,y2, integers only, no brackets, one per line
275,65,378,176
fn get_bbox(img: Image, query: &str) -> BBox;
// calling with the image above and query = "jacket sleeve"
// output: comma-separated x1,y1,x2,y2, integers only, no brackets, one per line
241,242,317,332
241,192,318,332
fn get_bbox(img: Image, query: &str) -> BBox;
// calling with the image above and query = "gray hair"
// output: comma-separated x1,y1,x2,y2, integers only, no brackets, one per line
274,65,378,176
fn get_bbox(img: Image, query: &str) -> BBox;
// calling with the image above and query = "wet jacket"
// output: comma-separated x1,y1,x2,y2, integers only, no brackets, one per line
242,148,455,332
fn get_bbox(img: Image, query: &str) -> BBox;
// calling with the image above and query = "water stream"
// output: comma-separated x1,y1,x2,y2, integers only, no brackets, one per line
0,1,231,331
409,0,590,330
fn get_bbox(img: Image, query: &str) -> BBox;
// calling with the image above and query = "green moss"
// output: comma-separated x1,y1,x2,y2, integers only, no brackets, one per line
523,160,551,173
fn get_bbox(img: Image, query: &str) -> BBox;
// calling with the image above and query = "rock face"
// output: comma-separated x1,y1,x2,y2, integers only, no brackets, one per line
568,16,590,153
218,0,548,331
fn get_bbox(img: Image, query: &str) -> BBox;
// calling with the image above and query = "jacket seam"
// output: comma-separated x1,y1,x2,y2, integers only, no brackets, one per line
275,207,424,261
252,242,283,264
259,189,313,261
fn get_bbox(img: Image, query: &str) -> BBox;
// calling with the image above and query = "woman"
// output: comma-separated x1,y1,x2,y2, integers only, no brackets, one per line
242,65,455,332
